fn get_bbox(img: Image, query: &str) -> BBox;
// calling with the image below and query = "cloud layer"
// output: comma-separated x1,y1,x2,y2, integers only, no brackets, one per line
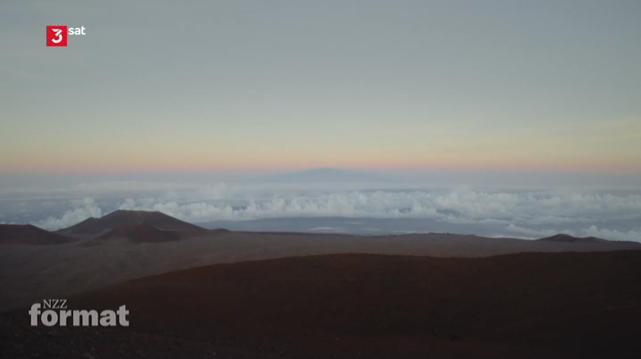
29,183,641,242
34,198,102,230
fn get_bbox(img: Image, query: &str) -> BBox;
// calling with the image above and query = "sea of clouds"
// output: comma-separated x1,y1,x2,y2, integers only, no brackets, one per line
9,182,638,242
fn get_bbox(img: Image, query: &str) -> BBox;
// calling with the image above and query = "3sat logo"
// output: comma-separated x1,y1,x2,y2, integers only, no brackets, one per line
46,26,86,47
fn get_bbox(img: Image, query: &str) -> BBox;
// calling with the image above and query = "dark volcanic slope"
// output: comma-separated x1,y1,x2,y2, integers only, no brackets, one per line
0,224,72,245
95,223,181,243
6,251,636,359
57,210,204,236
538,233,608,243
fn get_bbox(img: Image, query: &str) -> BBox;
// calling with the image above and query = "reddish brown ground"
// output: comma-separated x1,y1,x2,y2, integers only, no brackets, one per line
2,251,639,358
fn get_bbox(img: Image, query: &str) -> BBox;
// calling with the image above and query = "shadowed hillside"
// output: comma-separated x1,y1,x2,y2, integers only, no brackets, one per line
0,224,72,245
95,223,181,243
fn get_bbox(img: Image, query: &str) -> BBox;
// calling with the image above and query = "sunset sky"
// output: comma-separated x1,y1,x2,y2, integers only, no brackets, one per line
1,0,640,175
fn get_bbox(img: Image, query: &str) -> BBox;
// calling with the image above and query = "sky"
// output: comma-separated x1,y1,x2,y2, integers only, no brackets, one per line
1,0,640,177
1,1,640,242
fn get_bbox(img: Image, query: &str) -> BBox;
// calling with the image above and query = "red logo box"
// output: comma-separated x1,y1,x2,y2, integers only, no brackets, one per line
47,26,67,47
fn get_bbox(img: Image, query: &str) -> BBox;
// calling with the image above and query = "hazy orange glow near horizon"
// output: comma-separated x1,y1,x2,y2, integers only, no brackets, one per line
1,1,640,178
3,154,640,175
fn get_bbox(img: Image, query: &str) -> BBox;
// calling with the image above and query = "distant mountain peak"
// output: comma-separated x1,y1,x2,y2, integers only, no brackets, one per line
538,234,606,243
254,167,387,183
57,209,204,236
111,209,161,215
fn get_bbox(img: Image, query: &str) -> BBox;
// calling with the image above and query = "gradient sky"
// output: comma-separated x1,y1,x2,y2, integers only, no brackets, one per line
1,0,640,175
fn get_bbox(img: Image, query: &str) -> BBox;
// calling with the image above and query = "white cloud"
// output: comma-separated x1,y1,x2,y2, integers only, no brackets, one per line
583,225,641,243
116,190,445,223
310,227,343,232
505,224,573,239
109,186,641,231
22,183,641,242
33,198,102,231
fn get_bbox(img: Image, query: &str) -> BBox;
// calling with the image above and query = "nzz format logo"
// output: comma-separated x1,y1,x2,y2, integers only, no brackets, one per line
46,25,86,47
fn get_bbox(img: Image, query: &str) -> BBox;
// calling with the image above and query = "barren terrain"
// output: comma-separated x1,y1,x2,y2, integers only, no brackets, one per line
2,251,640,358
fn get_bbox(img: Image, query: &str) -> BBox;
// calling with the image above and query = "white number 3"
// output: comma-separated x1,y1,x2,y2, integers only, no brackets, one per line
51,28,63,43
